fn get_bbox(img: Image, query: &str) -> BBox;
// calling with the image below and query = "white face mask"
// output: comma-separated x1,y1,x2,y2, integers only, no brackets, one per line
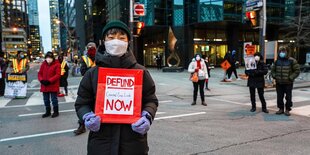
104,39,128,57
196,56,201,61
254,56,260,61
46,58,53,64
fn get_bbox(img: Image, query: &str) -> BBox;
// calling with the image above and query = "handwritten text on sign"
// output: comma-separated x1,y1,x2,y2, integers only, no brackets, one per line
104,76,135,115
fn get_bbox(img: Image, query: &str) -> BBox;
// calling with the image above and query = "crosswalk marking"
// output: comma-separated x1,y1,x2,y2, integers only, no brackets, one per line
25,91,43,106
0,97,11,107
265,96,310,107
291,105,310,117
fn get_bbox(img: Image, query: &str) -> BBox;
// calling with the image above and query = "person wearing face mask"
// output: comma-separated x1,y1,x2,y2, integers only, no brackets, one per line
74,20,158,154
38,52,61,118
271,46,300,116
80,42,97,76
58,53,69,97
245,53,269,113
188,53,208,106
7,51,29,74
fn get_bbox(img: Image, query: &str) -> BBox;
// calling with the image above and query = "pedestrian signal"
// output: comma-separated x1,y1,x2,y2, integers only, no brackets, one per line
246,11,259,28
133,22,144,36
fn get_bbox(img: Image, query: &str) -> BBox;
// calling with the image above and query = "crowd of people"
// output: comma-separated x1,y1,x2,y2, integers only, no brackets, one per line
0,20,302,154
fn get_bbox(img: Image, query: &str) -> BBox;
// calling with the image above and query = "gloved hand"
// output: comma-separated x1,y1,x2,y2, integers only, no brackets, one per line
41,80,51,86
83,112,101,132
131,111,152,135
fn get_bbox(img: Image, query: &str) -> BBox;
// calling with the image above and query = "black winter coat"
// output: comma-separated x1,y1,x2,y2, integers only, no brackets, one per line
245,60,267,88
75,50,158,155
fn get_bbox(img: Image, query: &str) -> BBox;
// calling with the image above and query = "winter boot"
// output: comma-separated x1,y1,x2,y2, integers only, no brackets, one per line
42,107,51,118
284,110,291,116
191,101,196,105
74,121,86,135
275,109,284,115
262,108,269,113
51,106,59,118
201,101,207,106
250,107,256,112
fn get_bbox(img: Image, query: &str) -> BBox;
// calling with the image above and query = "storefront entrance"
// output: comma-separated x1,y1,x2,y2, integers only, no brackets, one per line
194,43,228,66
144,45,165,67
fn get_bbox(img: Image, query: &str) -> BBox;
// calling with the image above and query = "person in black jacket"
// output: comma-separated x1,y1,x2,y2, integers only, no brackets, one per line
245,53,269,113
58,53,69,96
0,52,7,96
75,20,158,155
271,46,300,116
80,42,96,76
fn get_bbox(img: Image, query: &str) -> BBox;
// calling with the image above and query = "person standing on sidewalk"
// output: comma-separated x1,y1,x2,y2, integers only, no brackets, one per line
58,53,69,97
227,50,239,80
0,52,7,96
245,53,269,113
203,55,211,91
75,20,158,154
188,54,208,106
38,52,61,118
73,43,97,135
271,46,300,116
80,42,96,76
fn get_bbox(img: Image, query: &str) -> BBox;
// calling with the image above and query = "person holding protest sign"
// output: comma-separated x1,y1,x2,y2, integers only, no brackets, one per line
0,52,7,96
38,52,61,118
58,53,69,97
7,51,29,74
80,42,96,76
245,53,269,113
188,54,208,106
271,46,300,116
75,20,158,154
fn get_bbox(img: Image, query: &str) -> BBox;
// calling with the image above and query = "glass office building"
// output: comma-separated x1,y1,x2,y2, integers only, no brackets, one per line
138,0,298,67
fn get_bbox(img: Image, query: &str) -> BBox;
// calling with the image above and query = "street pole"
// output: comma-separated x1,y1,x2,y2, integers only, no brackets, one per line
259,0,266,60
129,0,134,52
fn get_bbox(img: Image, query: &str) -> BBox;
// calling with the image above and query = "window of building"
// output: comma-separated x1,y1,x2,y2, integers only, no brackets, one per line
199,0,223,22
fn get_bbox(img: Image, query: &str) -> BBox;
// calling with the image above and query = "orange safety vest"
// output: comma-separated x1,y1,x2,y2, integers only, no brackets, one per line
12,58,28,73
61,61,67,76
82,56,96,68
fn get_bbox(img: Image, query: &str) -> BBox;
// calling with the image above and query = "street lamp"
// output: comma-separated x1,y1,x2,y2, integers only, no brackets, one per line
55,19,72,56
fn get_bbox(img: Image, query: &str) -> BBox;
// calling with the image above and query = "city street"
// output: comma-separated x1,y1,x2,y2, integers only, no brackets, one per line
1,63,310,154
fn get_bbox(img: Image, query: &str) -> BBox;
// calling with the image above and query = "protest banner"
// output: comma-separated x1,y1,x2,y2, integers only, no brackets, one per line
4,73,27,98
246,45,256,56
95,68,143,124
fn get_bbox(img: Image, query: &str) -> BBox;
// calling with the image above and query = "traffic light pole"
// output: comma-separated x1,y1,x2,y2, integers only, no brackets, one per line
129,0,134,52
259,0,266,59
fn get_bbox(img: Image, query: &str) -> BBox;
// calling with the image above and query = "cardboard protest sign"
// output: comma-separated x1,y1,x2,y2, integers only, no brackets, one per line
244,56,257,70
4,73,27,98
220,60,231,71
246,45,256,56
95,68,143,124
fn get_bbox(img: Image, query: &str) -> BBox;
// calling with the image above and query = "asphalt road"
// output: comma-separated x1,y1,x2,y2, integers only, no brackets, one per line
1,64,310,155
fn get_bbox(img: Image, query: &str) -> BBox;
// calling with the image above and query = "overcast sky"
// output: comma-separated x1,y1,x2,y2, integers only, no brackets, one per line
38,0,51,53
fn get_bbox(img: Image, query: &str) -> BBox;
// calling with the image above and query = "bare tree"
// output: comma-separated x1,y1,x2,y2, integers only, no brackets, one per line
281,0,310,59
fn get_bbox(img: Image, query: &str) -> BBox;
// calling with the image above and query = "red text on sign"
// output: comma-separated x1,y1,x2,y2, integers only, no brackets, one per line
107,77,134,88
106,99,133,112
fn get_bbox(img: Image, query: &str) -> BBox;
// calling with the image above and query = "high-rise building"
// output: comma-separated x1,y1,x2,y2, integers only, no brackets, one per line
27,0,41,56
49,0,60,51
1,0,29,57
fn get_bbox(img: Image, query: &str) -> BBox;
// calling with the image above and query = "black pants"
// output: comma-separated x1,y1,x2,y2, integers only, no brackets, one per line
64,86,68,95
227,68,238,79
249,87,267,109
0,78,5,96
276,83,293,111
193,80,205,102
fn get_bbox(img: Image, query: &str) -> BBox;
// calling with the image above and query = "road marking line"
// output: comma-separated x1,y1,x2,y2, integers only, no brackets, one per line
19,109,76,117
0,129,75,142
0,101,74,109
160,100,173,103
0,97,11,107
25,92,43,106
155,112,206,120
19,110,166,117
1,112,205,142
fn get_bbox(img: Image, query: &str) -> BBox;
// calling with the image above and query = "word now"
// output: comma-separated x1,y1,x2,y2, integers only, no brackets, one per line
105,99,132,112
107,77,134,88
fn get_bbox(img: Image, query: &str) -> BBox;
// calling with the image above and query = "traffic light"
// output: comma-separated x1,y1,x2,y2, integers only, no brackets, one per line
246,11,259,28
134,21,144,36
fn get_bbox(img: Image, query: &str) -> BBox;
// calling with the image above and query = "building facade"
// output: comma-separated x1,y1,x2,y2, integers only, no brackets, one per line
27,0,41,57
49,0,60,51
